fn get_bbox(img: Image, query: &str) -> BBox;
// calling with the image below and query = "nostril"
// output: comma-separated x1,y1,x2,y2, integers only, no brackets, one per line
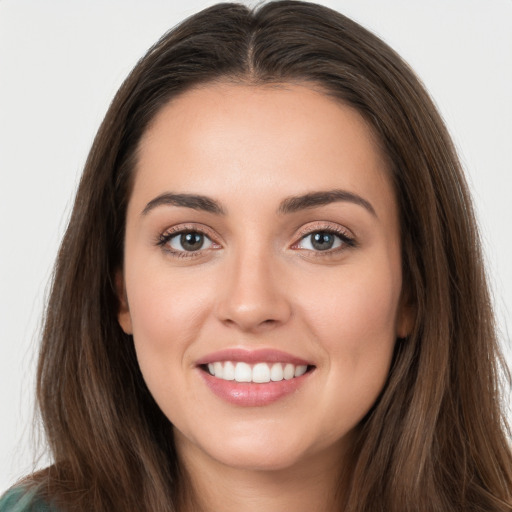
215,286,293,331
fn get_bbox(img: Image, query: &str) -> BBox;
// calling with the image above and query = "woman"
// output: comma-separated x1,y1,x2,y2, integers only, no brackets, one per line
1,1,511,511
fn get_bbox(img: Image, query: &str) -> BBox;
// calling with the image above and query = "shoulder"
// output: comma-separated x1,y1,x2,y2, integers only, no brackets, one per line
0,488,56,512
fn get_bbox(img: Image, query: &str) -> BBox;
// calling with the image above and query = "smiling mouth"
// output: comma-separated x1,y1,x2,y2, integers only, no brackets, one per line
202,361,314,383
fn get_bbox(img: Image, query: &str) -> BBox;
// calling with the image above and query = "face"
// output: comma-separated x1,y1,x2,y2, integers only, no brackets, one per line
118,83,410,473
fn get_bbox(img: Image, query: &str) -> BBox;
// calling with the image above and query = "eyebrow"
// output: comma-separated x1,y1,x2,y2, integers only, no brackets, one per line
141,189,376,217
142,193,225,216
278,189,377,217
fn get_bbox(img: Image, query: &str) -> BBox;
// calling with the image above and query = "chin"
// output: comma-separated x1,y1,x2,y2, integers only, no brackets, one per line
210,443,310,472
179,423,345,474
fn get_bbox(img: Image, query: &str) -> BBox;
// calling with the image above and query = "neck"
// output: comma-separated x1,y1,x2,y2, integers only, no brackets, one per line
176,433,354,512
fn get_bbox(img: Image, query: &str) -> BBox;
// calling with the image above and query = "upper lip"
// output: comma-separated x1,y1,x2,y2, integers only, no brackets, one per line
195,348,313,367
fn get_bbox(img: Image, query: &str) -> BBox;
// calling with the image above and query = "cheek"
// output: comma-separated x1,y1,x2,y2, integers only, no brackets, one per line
123,261,214,395
126,248,211,335
299,259,401,389
299,267,400,436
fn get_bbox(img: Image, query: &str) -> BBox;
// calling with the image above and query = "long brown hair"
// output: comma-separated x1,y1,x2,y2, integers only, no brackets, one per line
26,1,512,510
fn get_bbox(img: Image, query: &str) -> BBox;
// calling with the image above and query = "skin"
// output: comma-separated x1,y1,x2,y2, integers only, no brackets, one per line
118,83,411,511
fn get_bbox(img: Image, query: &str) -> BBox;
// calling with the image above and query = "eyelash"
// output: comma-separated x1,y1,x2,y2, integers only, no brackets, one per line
293,225,357,256
156,225,219,259
156,223,356,259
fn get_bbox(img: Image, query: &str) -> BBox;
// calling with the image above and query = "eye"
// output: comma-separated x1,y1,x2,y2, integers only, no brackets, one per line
297,231,343,251
294,228,356,252
161,230,215,253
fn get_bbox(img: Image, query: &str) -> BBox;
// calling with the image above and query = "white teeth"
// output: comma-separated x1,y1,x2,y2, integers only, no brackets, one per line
213,362,224,379
234,362,252,382
283,363,295,380
223,361,235,381
270,362,284,381
294,365,307,377
206,361,309,383
252,363,271,383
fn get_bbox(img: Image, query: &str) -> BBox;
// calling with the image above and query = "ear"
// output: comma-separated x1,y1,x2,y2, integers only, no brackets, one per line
115,270,133,335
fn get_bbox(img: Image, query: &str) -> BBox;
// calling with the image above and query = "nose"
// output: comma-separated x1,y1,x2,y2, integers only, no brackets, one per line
215,249,292,333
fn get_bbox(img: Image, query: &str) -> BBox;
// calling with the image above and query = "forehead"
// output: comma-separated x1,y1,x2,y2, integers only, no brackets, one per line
133,82,395,217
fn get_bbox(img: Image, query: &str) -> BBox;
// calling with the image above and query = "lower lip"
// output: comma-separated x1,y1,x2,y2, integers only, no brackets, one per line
198,369,312,407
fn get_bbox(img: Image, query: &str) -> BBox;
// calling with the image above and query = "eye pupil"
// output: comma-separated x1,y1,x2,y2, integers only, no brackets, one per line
312,232,334,250
180,232,204,251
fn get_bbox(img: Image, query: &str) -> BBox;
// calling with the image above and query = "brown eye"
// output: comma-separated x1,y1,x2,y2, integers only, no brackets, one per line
168,231,213,252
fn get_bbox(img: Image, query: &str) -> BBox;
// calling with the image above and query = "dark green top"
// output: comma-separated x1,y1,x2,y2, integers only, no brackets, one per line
0,488,56,512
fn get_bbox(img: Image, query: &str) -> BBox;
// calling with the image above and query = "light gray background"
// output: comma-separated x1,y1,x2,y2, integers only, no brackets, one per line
1,0,511,491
